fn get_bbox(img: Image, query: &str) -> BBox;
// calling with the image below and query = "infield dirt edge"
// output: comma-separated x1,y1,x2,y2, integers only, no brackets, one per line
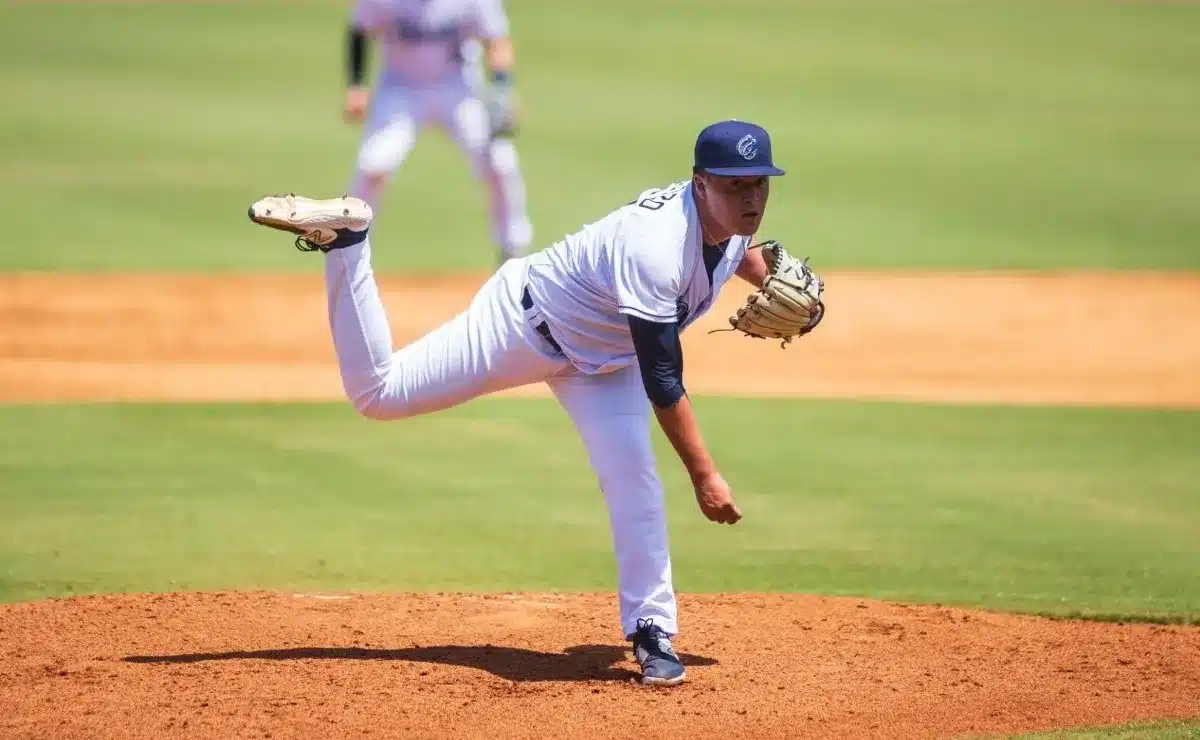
2,590,1198,739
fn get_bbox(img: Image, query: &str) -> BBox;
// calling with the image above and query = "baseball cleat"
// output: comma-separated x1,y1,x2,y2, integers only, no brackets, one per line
629,618,686,687
247,194,373,252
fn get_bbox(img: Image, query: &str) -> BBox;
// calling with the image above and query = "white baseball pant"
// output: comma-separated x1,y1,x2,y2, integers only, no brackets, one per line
351,82,533,257
323,238,677,638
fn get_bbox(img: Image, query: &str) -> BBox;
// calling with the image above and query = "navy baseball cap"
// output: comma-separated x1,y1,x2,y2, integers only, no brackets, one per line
693,120,785,177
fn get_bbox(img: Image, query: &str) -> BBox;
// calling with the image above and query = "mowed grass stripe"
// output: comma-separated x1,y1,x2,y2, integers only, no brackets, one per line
0,1,1197,271
0,399,1196,622
1002,718,1200,740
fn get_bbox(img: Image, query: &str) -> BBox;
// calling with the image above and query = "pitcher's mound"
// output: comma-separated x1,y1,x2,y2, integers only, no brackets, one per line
1,592,1197,739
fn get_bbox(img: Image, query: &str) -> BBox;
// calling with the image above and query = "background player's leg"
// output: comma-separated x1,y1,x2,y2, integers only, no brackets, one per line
484,136,534,258
325,235,564,420
350,86,417,210
443,91,534,260
548,366,677,638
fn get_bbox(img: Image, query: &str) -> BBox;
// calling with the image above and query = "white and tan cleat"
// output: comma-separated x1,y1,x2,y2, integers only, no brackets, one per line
247,194,373,252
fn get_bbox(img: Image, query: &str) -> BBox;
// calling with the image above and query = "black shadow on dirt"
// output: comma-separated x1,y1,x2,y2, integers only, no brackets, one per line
124,644,719,683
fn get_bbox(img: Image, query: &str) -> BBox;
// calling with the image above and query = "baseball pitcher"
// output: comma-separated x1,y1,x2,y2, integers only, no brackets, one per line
247,121,825,686
345,0,534,262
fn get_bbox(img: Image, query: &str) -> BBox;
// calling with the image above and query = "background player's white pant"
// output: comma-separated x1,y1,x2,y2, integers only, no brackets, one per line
324,239,677,637
351,82,533,257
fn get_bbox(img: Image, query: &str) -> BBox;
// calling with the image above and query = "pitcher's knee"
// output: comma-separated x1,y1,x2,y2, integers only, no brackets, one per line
345,379,412,422
594,456,662,509
352,392,390,421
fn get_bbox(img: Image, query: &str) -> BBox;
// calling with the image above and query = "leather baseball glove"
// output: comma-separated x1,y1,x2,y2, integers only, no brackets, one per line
724,240,825,348
485,83,520,138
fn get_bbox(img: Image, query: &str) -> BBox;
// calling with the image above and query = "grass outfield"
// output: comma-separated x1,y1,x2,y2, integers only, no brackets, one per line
1,1,1197,272
1,398,1196,623
1007,720,1200,740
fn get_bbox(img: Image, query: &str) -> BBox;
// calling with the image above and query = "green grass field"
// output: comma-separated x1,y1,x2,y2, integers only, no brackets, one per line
3,399,1197,620
2,1,1198,271
1,1,1197,735
1004,720,1200,740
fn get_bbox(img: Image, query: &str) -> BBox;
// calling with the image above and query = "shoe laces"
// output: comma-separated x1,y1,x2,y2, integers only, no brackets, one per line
294,235,323,253
633,618,678,659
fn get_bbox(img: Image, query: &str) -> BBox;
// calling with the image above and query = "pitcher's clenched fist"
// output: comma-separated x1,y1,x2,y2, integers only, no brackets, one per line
693,471,742,525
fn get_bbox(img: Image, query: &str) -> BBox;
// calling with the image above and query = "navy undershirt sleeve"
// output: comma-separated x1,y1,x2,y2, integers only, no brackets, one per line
627,315,686,409
348,27,368,86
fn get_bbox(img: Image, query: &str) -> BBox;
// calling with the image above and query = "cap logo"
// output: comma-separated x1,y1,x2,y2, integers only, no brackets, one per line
736,134,758,160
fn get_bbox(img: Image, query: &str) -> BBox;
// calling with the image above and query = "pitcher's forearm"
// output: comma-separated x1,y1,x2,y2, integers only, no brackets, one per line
652,396,715,482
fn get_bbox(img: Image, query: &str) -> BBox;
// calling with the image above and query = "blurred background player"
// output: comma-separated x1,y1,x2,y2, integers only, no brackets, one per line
344,0,534,263
461,36,533,262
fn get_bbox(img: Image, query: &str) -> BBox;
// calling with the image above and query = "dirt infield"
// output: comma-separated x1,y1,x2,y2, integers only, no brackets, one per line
2,271,1199,406
2,271,1199,737
1,592,1198,739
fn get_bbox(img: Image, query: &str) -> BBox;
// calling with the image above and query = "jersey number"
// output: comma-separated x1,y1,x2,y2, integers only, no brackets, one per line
631,181,687,211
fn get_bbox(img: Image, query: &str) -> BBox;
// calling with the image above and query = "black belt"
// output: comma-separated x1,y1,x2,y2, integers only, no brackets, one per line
521,286,563,354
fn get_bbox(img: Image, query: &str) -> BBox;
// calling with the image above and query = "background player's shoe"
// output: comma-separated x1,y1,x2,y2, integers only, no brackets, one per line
629,618,686,686
247,194,372,253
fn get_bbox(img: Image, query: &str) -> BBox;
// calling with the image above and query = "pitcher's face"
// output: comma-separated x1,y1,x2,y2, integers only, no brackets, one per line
695,174,770,236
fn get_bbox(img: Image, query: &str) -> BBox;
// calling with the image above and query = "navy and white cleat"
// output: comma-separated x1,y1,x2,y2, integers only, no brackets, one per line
629,618,687,687
248,194,372,253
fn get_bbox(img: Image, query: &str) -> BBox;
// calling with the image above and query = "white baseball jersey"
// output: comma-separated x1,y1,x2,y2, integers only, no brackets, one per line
523,181,751,375
353,0,510,87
